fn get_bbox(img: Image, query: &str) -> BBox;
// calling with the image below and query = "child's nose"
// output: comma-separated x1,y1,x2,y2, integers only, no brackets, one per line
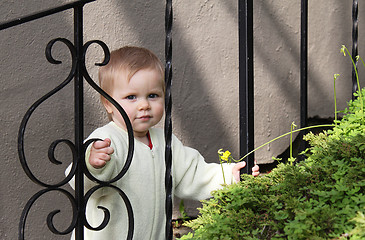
138,99,150,110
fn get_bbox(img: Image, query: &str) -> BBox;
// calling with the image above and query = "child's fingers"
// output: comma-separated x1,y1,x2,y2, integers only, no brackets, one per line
96,144,114,155
232,161,246,173
252,164,260,176
93,138,111,149
90,152,111,168
89,155,109,169
91,158,108,169
104,138,111,146
236,161,246,170
98,153,111,162
232,161,246,182
89,139,114,169
104,146,114,155
91,139,114,155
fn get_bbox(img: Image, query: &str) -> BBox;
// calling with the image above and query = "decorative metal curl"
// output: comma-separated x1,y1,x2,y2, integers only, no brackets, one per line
81,40,135,185
19,188,77,239
76,39,135,238
83,185,134,240
18,38,78,188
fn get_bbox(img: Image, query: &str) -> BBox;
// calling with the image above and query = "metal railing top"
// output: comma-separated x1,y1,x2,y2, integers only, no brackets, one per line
0,0,95,31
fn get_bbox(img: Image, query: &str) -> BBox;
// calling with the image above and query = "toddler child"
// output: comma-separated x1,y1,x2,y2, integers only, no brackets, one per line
69,46,259,240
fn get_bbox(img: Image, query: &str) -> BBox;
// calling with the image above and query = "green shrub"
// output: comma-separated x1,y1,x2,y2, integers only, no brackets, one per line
180,88,365,240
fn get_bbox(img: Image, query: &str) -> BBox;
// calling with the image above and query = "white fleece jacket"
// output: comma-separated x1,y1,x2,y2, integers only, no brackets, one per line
68,121,235,240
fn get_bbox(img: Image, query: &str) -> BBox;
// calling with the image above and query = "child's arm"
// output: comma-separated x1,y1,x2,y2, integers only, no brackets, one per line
232,161,260,182
89,138,114,169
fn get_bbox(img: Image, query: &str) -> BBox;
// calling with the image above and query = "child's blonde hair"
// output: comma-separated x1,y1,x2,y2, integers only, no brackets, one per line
98,46,165,120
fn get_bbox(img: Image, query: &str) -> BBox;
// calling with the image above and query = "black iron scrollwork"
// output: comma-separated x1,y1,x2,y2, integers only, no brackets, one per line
18,38,78,188
82,40,135,185
83,184,134,239
19,188,78,238
18,38,79,239
18,37,135,239
81,41,135,239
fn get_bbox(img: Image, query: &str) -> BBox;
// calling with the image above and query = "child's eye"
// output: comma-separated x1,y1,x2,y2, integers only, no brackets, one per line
126,95,136,100
148,94,159,99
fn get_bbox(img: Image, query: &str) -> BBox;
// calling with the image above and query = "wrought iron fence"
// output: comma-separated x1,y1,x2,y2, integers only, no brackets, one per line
0,0,360,239
0,0,176,239
239,0,360,164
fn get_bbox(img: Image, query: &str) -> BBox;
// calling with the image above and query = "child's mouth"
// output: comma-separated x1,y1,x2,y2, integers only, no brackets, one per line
138,115,151,120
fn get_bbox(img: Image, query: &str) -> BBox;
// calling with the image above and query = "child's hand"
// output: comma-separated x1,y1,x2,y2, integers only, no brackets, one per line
232,161,260,182
89,138,114,169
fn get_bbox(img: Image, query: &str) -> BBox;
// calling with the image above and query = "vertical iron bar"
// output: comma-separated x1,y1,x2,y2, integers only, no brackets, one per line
74,5,84,240
298,0,308,158
164,0,173,239
352,0,359,100
239,0,254,177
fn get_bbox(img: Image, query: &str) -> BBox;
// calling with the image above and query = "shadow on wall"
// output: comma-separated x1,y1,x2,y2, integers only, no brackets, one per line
254,0,354,115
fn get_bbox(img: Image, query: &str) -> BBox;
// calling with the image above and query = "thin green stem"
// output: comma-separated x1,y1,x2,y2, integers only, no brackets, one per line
238,124,334,161
290,122,296,159
219,157,226,185
358,56,365,69
290,127,293,159
334,74,339,125
343,46,363,118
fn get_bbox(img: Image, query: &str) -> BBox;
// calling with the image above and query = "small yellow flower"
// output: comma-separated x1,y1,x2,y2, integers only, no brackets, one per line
221,150,231,161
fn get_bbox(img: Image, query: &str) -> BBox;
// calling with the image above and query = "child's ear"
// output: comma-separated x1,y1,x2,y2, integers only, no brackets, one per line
101,97,113,114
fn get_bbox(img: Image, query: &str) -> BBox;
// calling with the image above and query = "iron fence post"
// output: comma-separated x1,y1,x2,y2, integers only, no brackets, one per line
164,0,173,238
74,4,85,240
239,0,254,176
352,0,359,99
298,0,308,159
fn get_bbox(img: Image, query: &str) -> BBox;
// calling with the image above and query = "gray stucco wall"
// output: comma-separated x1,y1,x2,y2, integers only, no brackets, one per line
1,0,364,239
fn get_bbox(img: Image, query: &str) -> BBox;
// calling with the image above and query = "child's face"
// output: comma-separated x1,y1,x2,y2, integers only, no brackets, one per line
104,68,165,138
